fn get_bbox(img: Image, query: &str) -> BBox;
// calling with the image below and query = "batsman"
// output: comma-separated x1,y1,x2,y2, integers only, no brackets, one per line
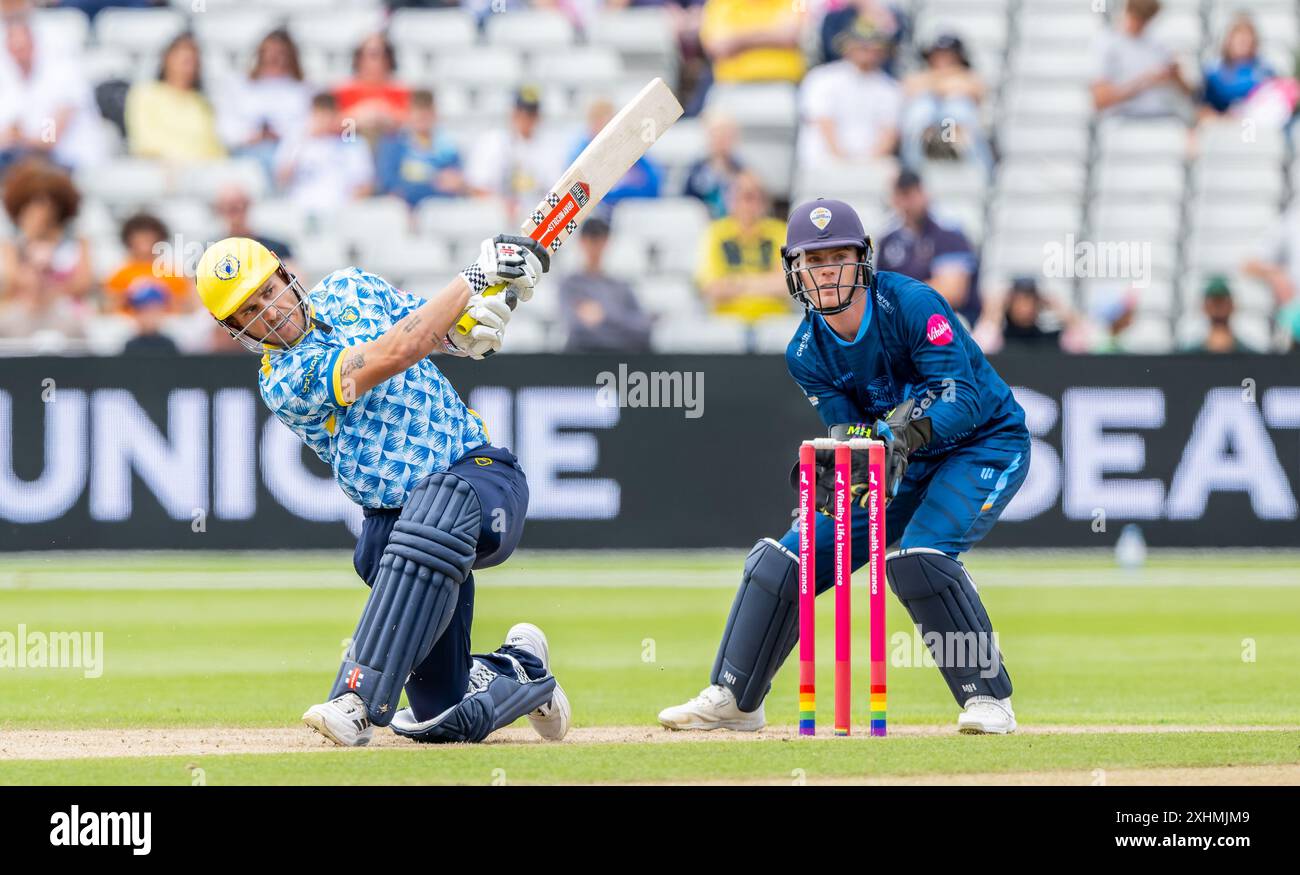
195,234,570,747
659,198,1028,735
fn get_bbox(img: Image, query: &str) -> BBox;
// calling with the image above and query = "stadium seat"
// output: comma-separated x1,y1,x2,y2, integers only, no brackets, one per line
735,140,794,200
1001,84,1094,123
358,235,451,285
32,7,90,50
177,159,268,202
1081,279,1175,317
651,317,748,353
156,198,218,241
1145,10,1204,54
997,161,1088,199
485,9,576,52
1198,122,1286,164
704,83,798,136
794,158,899,202
996,123,1090,162
918,161,988,198
295,235,349,288
1095,161,1185,201
1089,199,1182,239
1120,317,1176,353
388,8,478,51
191,8,277,61
586,8,676,82
1192,161,1283,200
95,8,186,56
432,49,524,92
76,159,168,209
528,47,624,90
1008,47,1096,85
417,198,511,262
913,8,1008,53
751,315,804,353
1017,11,1105,45
635,275,701,320
610,198,710,264
248,199,308,248
338,197,415,251
1097,118,1189,161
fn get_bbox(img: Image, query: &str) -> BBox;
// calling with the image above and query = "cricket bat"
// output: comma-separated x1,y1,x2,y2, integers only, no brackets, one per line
454,77,684,338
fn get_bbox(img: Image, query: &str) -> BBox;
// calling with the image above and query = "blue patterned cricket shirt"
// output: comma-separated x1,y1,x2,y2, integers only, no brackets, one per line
258,267,488,508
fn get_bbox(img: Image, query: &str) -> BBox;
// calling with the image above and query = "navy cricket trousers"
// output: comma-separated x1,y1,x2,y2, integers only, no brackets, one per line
351,444,533,720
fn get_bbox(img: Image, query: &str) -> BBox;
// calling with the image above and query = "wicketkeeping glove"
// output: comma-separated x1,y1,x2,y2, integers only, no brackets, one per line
867,399,932,500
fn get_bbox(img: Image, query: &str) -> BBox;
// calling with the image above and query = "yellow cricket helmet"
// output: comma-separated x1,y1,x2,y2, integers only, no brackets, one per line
197,237,282,320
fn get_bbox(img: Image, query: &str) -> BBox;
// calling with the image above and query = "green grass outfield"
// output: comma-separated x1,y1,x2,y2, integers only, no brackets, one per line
1,549,1297,785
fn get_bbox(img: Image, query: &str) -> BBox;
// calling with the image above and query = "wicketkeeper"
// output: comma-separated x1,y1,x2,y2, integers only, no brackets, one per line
196,234,570,746
659,198,1029,734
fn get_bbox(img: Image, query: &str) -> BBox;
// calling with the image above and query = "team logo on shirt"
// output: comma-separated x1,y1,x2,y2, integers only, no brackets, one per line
809,206,832,230
926,314,954,346
339,306,360,325
214,254,239,280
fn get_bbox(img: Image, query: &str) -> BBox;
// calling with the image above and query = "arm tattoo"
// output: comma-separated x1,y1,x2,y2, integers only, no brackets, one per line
401,313,423,334
341,350,365,376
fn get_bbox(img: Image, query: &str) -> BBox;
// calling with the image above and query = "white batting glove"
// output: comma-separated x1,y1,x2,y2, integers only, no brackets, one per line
459,235,546,304
442,292,514,359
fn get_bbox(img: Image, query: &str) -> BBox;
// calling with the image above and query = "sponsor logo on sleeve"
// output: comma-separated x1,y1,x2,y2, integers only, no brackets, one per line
926,314,954,346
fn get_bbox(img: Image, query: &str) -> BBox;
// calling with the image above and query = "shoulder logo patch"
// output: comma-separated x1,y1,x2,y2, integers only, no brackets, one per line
474,457,493,466
339,305,360,325
926,314,954,346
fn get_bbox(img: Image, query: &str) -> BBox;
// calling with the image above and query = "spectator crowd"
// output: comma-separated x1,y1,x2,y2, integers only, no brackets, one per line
1,0,1299,355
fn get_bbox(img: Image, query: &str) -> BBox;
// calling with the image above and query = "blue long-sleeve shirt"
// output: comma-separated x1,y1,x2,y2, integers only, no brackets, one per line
785,271,1024,457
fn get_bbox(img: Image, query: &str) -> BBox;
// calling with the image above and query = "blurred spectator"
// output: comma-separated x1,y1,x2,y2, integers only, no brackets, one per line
275,92,375,216
1199,14,1277,120
126,32,225,162
216,29,312,182
797,19,901,168
876,170,979,322
972,277,1079,354
1090,289,1138,354
1189,276,1250,353
559,215,653,353
333,33,410,143
104,213,194,315
694,170,791,323
0,160,93,338
0,14,104,173
376,89,465,208
212,182,295,265
120,283,181,356
901,34,991,171
699,0,805,85
1091,0,1191,119
820,0,905,72
683,110,744,219
569,97,661,207
466,86,564,214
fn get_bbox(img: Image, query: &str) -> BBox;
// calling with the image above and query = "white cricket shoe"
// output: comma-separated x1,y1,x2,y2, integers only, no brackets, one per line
957,695,1017,734
302,691,373,747
505,622,571,741
658,684,765,731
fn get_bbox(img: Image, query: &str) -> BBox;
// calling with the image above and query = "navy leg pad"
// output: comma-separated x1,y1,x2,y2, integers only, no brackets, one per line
885,548,1013,704
391,656,558,744
710,538,800,713
331,472,481,726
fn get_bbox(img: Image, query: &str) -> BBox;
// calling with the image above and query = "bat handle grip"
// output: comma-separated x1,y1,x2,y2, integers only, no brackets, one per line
453,281,510,336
